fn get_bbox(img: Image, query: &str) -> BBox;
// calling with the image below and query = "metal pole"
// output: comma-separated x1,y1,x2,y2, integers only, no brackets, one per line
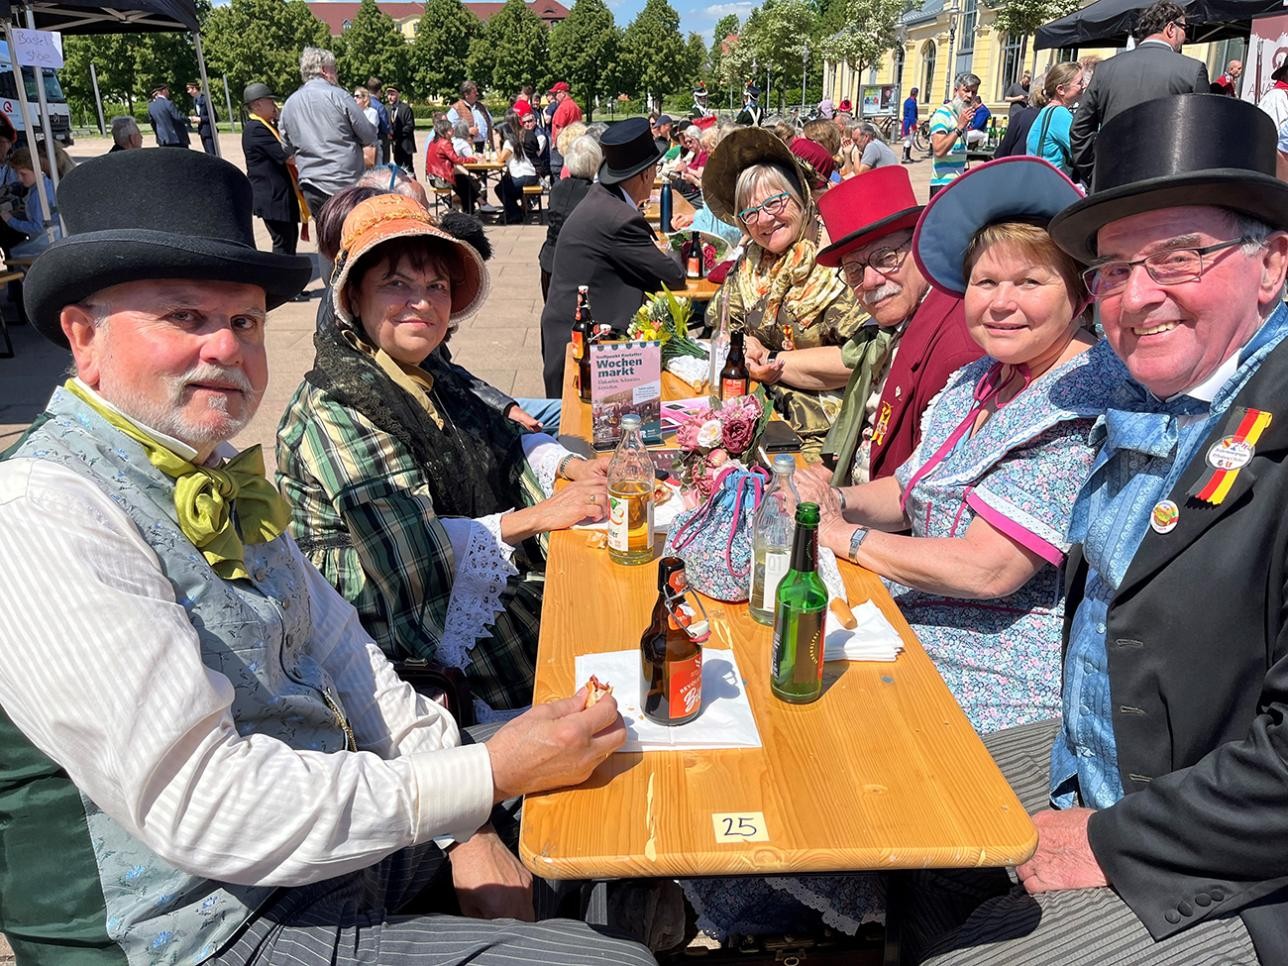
944,23,956,101
23,9,60,199
89,60,105,135
192,31,220,158
800,44,807,112
221,73,235,133
2,19,51,231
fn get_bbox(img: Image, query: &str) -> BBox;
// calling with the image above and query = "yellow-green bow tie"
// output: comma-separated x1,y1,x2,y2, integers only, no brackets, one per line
66,380,292,581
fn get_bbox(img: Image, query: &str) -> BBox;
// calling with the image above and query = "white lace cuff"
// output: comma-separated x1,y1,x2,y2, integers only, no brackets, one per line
436,515,519,675
523,433,571,498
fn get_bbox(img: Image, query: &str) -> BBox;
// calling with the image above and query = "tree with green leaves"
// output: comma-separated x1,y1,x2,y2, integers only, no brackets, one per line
333,0,410,89
992,0,1081,76
548,0,618,120
408,0,478,101
740,0,817,111
200,0,329,107
821,0,904,116
476,0,548,101
63,29,203,122
464,35,495,95
707,13,739,101
619,0,682,109
681,31,707,88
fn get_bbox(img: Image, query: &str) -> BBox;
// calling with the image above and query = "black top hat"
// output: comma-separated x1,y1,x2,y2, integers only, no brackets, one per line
1050,94,1288,262
25,149,313,347
598,117,663,185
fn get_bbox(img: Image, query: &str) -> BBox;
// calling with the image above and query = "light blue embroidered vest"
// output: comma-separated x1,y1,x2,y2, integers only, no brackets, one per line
0,388,352,965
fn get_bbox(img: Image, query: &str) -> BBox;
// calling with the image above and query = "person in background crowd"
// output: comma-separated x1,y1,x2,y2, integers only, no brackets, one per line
929,72,981,198
451,119,476,159
0,149,654,966
448,80,494,155
2,147,55,239
280,46,377,218
540,118,683,396
816,166,981,489
494,119,539,224
109,115,143,152
850,122,899,175
147,83,190,148
816,98,836,120
366,76,391,163
669,122,708,204
512,84,536,119
1068,0,1207,185
772,119,798,146
538,134,600,301
1213,58,1242,95
385,84,416,172
965,98,991,148
353,87,379,131
704,127,864,458
906,91,1286,966
426,116,480,214
902,86,920,163
691,82,714,119
1027,62,1085,176
994,83,1047,159
737,84,763,126
1004,71,1032,123
519,109,550,179
652,114,673,156
548,80,582,179
1257,59,1288,180
186,80,217,156
793,120,839,190
242,81,306,268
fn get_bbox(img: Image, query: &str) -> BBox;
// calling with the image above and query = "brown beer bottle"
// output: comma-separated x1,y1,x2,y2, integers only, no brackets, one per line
640,556,709,725
720,330,750,400
572,285,594,403
686,230,704,279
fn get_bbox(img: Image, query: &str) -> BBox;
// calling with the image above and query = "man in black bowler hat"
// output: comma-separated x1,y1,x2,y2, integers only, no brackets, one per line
0,147,656,966
908,93,1288,965
539,116,684,396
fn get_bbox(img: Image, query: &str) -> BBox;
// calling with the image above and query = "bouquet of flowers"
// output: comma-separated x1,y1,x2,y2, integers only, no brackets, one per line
628,288,709,366
672,391,769,502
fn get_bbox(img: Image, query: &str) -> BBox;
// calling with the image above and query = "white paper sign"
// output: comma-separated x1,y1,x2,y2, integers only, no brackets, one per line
11,29,63,70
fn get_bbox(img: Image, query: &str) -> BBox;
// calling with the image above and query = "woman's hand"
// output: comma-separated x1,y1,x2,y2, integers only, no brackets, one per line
795,464,846,527
534,477,609,533
505,405,543,432
562,455,610,482
671,211,694,230
744,335,784,385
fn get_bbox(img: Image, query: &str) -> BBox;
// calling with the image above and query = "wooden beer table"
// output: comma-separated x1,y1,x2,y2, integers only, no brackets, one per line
521,352,1037,893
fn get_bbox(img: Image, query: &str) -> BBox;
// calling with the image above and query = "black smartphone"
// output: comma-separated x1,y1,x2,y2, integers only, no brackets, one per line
761,420,803,453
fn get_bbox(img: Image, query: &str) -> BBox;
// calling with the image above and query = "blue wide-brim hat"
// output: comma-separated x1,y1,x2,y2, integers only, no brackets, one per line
911,156,1085,297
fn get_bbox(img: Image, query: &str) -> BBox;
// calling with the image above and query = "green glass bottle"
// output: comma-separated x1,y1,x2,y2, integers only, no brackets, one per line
770,502,829,704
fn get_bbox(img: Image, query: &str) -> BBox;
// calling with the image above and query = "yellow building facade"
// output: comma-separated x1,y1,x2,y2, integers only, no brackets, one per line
823,0,1241,121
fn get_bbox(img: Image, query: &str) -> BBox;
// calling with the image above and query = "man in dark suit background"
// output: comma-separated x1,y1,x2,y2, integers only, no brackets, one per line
539,117,684,397
1069,0,1207,185
242,82,303,272
386,85,417,173
186,80,217,156
908,94,1288,966
147,83,190,148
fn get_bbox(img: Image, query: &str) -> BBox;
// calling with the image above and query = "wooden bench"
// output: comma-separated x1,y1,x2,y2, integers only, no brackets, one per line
431,185,456,218
0,269,24,358
522,184,544,224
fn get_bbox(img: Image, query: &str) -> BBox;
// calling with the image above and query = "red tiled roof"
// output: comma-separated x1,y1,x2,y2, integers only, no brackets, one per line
305,0,568,34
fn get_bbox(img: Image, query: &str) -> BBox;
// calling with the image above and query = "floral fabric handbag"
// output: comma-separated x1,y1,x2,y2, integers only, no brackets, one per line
665,465,768,602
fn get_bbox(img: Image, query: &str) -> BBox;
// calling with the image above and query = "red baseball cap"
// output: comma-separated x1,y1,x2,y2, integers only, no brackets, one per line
549,81,570,93
815,166,924,267
513,99,533,116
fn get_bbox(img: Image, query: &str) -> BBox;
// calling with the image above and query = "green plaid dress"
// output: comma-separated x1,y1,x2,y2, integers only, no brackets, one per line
276,381,547,713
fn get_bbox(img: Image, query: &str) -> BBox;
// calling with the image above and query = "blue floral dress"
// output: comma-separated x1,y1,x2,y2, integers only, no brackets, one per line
682,338,1127,941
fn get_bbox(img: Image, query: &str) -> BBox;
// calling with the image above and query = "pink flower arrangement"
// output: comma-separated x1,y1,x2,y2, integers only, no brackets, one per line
673,394,764,502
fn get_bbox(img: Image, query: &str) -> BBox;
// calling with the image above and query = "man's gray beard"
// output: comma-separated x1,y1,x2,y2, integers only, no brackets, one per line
115,363,260,452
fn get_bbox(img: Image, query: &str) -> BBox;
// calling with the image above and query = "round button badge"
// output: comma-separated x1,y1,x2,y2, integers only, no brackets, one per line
1151,499,1180,535
1206,436,1254,471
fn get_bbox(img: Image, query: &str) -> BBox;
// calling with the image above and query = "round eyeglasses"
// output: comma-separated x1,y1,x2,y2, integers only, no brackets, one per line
1081,236,1254,298
839,243,911,283
737,191,793,226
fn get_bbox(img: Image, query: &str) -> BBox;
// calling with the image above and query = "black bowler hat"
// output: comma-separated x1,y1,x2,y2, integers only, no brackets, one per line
1049,94,1288,262
243,81,276,104
598,117,663,185
25,149,313,347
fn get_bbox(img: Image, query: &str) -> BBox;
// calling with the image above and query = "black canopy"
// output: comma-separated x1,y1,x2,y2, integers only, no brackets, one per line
1036,0,1276,49
17,0,198,34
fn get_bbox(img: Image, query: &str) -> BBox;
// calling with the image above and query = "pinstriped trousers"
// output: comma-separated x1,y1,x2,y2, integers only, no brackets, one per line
907,720,1258,966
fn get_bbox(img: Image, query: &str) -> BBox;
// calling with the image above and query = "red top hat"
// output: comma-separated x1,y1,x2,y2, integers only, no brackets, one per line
815,166,924,268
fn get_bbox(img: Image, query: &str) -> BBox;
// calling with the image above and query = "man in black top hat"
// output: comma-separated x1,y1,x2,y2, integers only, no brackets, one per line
0,147,655,966
909,93,1288,965
538,116,685,397
147,83,191,148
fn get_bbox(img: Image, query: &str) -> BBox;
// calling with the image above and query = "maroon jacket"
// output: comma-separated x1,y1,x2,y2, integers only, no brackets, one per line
868,288,980,481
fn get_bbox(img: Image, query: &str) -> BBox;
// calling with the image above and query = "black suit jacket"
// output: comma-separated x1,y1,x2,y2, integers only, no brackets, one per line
242,118,298,223
539,182,685,396
538,175,593,275
1069,41,1208,183
389,101,416,156
194,94,216,135
1063,335,1288,962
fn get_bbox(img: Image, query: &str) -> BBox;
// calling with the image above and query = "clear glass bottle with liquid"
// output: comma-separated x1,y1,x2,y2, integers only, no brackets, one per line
608,413,655,566
708,292,730,395
749,453,800,625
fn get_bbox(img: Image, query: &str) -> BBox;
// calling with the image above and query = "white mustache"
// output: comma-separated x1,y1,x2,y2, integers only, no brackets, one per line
181,364,254,394
862,282,902,306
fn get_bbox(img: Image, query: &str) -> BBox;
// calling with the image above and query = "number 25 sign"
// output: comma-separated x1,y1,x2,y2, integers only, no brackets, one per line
711,812,769,843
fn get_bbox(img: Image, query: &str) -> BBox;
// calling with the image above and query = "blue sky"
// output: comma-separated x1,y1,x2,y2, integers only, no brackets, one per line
609,0,757,43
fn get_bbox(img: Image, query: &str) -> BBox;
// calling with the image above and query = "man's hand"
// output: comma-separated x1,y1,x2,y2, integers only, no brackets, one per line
505,404,543,432
487,690,627,801
450,825,535,922
1016,808,1109,894
744,335,784,385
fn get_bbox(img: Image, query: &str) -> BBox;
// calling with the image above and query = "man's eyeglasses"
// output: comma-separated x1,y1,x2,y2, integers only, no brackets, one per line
1171,19,1188,32
1082,236,1254,298
737,191,793,225
840,243,911,282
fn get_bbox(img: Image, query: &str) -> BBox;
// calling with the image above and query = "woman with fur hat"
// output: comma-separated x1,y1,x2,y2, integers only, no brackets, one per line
276,194,609,718
703,127,864,458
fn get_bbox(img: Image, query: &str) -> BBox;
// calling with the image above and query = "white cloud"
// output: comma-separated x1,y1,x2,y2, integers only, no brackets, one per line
702,1,755,19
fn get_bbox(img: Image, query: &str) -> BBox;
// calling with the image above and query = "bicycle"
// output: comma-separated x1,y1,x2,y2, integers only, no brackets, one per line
912,118,931,154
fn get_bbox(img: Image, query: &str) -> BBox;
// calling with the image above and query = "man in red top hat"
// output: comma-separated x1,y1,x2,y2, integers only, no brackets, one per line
814,166,982,485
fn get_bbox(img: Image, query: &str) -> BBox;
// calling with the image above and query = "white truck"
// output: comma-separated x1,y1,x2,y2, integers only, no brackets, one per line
0,39,71,146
